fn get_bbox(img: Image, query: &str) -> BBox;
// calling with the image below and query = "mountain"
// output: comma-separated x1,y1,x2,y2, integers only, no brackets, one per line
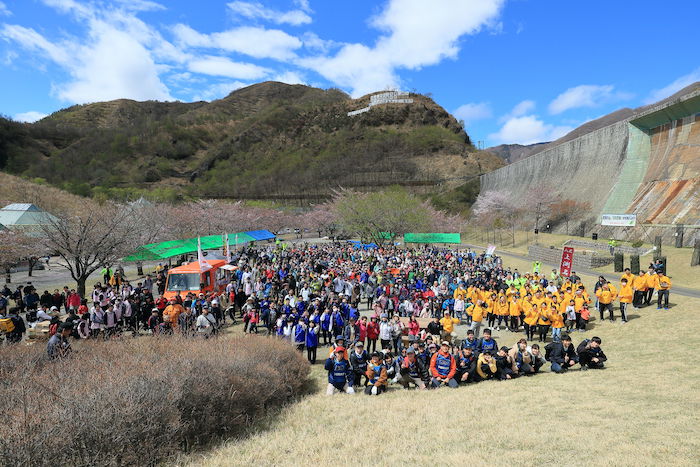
0,82,503,204
484,142,548,164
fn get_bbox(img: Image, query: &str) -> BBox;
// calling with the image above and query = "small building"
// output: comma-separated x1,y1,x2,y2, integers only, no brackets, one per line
0,203,57,232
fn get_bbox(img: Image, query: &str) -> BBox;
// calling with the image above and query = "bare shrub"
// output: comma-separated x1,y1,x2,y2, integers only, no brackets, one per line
0,336,310,466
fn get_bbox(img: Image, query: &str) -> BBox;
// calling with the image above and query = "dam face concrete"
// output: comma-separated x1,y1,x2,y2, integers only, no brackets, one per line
480,85,700,242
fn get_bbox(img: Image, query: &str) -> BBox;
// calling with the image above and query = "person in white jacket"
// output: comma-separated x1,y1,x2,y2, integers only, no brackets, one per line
379,313,393,350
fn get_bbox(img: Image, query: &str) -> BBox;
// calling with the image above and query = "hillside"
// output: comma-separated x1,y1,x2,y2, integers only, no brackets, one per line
0,82,503,204
485,142,547,164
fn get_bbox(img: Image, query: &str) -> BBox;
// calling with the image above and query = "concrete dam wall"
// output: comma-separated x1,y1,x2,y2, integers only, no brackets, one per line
480,83,700,241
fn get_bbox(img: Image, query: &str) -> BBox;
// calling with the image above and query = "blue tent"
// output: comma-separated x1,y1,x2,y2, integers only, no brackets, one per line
244,230,276,241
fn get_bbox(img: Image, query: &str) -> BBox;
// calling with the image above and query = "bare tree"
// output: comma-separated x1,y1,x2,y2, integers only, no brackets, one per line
550,199,592,234
0,230,44,284
42,204,143,297
472,189,523,246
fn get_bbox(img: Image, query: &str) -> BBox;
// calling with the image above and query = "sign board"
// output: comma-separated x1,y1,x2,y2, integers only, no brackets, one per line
486,245,496,256
559,246,574,277
601,214,636,226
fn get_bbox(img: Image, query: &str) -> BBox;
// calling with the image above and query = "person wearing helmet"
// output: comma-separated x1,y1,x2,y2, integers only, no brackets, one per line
324,346,354,395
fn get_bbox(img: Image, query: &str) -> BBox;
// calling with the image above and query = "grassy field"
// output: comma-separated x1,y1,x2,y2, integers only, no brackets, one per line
461,226,699,290
186,287,700,465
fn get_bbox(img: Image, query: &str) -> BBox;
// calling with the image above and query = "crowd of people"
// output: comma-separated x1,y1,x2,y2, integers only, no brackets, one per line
0,242,672,387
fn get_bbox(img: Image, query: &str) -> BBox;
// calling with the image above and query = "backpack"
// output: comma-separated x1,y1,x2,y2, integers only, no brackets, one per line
0,317,15,333
576,339,590,355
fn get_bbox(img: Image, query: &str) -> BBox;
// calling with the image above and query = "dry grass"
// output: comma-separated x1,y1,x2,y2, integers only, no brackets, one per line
0,336,310,466
0,171,96,216
189,295,700,466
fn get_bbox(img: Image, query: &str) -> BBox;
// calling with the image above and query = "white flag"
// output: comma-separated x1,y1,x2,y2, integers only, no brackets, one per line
225,234,232,263
198,237,212,273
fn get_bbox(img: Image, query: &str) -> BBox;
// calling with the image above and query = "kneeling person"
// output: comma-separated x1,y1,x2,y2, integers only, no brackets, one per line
324,347,355,395
400,347,429,389
429,341,458,388
365,352,388,395
577,336,607,370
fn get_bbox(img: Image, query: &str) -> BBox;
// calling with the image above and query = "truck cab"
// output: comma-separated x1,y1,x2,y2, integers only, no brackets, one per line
163,259,231,300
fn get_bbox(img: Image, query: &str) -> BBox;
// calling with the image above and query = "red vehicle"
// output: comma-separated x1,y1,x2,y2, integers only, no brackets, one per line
162,260,235,301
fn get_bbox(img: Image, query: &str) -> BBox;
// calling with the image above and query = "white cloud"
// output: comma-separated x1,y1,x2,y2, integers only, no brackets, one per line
273,70,306,85
173,24,302,60
0,1,11,16
188,56,269,80
302,0,505,96
645,68,700,104
14,111,48,122
0,24,72,65
453,102,492,124
227,1,312,26
2,2,181,103
192,81,249,101
511,100,535,117
211,27,301,60
58,25,173,102
549,84,632,114
489,115,573,145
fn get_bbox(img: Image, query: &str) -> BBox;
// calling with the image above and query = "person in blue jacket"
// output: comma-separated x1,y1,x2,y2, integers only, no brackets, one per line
320,308,332,346
332,307,344,338
324,347,355,395
306,321,319,363
476,328,498,355
293,321,306,352
461,329,479,353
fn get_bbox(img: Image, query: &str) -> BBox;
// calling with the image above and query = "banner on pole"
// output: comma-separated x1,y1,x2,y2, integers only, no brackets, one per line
601,214,636,226
198,237,213,273
560,246,574,277
486,245,496,256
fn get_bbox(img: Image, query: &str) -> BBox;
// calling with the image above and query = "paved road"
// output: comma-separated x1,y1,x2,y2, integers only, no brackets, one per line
461,242,700,299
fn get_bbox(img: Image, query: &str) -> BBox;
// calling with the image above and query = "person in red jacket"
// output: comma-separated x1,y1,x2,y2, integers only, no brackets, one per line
429,341,458,388
366,316,380,353
66,289,81,311
358,316,368,346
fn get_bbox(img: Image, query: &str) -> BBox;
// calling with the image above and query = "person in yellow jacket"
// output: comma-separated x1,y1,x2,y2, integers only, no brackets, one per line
439,311,460,342
618,278,634,323
620,268,634,286
549,304,566,342
573,287,591,312
537,302,552,342
509,295,521,332
470,300,488,338
643,269,657,306
654,273,672,310
595,282,618,322
632,271,648,308
523,302,539,341
473,351,497,382
494,295,509,331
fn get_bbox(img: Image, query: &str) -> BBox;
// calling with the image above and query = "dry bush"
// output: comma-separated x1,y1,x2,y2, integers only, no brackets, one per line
0,336,310,466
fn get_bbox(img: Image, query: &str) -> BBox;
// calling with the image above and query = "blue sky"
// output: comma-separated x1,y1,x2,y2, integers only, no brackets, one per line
1,0,698,146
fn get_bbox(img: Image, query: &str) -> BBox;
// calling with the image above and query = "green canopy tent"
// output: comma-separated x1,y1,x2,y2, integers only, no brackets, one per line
403,233,461,244
123,232,257,262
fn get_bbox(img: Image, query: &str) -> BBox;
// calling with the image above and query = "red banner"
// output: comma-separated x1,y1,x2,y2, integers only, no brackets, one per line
559,247,574,277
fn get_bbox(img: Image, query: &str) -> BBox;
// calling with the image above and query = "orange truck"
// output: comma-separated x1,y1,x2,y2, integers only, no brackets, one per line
162,260,236,301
